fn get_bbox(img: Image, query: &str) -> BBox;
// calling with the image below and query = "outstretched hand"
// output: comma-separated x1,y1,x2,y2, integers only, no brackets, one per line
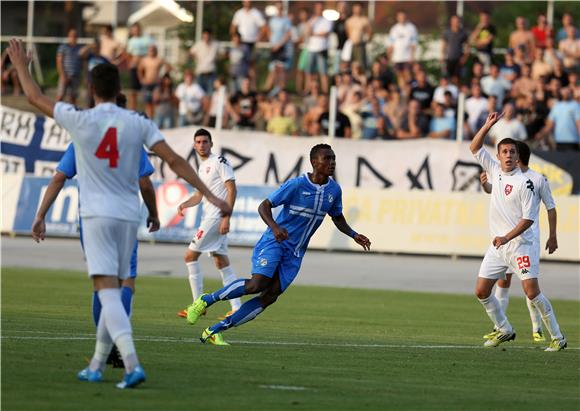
354,234,371,251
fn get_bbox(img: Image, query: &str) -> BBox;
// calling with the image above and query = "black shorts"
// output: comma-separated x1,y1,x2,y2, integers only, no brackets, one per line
270,48,287,64
130,68,141,91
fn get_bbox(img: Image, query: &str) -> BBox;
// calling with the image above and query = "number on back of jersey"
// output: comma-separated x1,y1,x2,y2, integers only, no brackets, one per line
95,127,119,168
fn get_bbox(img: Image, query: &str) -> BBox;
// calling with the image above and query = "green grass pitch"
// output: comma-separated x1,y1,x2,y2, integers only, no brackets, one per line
2,267,579,411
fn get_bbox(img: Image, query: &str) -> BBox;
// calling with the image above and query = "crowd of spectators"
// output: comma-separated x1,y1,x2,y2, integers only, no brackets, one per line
1,1,578,150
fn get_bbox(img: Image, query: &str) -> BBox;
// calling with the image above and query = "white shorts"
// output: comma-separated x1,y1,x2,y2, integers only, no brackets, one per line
478,241,539,281
81,217,139,279
188,218,228,255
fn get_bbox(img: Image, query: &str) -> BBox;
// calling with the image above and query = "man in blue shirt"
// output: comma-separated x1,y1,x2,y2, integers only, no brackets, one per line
186,144,371,345
536,87,580,151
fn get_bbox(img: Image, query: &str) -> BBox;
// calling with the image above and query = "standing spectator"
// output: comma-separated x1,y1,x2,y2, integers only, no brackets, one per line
230,0,266,89
387,11,418,86
556,13,578,42
513,44,532,67
82,38,109,107
481,64,511,107
153,74,176,129
499,49,521,85
229,77,258,130
126,23,153,110
548,59,569,88
469,12,496,73
98,25,123,64
488,102,528,144
509,17,536,63
190,29,219,95
559,27,580,72
433,76,458,105
409,70,434,110
543,37,561,69
428,103,455,139
531,48,553,80
332,2,349,74
535,87,580,151
228,31,251,94
531,14,552,49
138,45,171,119
175,69,208,127
265,2,293,93
305,2,333,93
56,28,82,104
206,77,230,128
345,2,372,72
511,64,536,100
441,15,469,82
295,8,311,95
396,99,429,139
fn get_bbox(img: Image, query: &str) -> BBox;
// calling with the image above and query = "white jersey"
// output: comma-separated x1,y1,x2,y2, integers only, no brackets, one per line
474,147,535,244
522,168,556,246
198,153,235,219
54,102,163,222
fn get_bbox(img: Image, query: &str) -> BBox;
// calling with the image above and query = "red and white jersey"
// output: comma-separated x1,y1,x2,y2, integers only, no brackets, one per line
522,168,556,245
54,102,163,222
474,147,535,244
198,153,235,219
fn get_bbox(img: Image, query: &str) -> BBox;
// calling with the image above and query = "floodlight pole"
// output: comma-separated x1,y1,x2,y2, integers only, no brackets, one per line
329,86,337,139
26,0,34,52
215,85,226,131
456,92,465,142
195,0,204,44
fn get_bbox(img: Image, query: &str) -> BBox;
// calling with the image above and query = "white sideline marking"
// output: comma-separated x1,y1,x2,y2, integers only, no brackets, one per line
2,330,578,351
260,385,310,391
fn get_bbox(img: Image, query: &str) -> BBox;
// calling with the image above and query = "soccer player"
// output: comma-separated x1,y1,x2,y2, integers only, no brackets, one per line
185,143,372,345
176,129,242,319
470,112,566,351
479,141,558,343
7,38,230,388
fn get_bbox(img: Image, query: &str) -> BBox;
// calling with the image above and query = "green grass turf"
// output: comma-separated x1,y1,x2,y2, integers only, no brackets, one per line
2,267,579,411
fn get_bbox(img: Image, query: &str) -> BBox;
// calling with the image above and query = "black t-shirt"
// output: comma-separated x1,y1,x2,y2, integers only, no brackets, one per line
333,18,348,49
318,111,351,137
443,28,468,60
400,113,430,136
230,91,257,127
410,83,434,110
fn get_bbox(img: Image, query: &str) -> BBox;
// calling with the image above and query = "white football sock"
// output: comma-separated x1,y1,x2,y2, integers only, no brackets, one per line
219,265,242,311
89,313,113,372
98,288,139,373
187,261,203,301
494,286,510,313
478,295,512,333
525,296,543,333
530,293,563,340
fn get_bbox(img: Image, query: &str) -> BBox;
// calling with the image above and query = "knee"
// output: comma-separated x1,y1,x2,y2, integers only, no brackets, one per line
475,288,491,300
184,250,196,263
244,279,266,295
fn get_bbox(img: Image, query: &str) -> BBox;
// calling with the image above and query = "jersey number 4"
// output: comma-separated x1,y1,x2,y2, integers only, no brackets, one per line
95,127,119,168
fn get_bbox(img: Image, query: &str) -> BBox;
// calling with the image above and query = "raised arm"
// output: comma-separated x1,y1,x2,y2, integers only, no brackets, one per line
331,213,371,251
139,176,159,232
32,172,67,242
470,111,502,154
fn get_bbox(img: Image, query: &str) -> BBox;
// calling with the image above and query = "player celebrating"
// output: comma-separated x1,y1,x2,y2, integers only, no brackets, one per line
470,112,566,351
185,144,372,345
7,38,230,388
480,141,558,343
176,129,242,319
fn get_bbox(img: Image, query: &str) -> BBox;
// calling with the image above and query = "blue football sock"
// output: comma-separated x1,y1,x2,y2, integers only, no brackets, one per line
208,297,264,334
202,279,247,307
121,287,133,317
92,291,101,326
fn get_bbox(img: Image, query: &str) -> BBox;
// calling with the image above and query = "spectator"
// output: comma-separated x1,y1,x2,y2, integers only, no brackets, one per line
333,2,349,74
481,63,511,107
548,59,569,88
489,102,528,144
428,103,455,139
305,2,333,93
126,23,153,110
267,101,298,136
228,31,251,94
229,77,258,130
340,90,364,139
138,45,171,119
360,96,393,139
555,13,578,43
499,49,521,85
409,70,434,110
536,87,580,151
190,28,219,95
1,48,21,96
558,27,580,72
513,44,532,67
396,99,429,139
56,28,83,104
265,2,293,93
254,91,272,130
433,76,458,105
175,69,208,127
470,60,485,84
384,85,406,130
531,14,552,49
98,25,123,64
345,2,372,72
153,73,176,129
370,55,396,90
511,64,536,100
469,11,496,72
303,94,327,135
509,16,536,63
474,95,498,131
531,48,553,80
350,61,368,87
543,37,561,69
206,77,230,128
81,38,109,107
387,11,418,86
317,104,352,138
337,71,362,105
295,8,311,94
230,0,266,89
441,15,469,82
303,78,321,113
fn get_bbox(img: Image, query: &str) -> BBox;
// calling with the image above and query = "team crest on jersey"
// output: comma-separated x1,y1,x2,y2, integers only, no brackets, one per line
328,194,334,203
504,184,513,196
258,257,268,267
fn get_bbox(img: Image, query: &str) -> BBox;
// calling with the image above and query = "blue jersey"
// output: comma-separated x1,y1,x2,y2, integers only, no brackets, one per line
263,173,343,257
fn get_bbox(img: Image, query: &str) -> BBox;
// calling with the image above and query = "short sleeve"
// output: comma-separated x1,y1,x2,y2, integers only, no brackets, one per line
574,103,580,121
547,105,556,122
217,156,235,182
520,178,535,221
539,176,556,211
54,102,82,133
473,147,499,175
254,9,266,27
140,116,164,149
56,144,77,178
268,178,298,208
327,185,343,217
232,10,241,27
139,147,155,177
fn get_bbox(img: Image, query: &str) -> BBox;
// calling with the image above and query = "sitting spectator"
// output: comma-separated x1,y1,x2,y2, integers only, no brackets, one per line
175,69,208,127
190,28,219,95
384,85,407,130
531,14,552,49
350,61,368,87
549,58,570,87
229,77,258,130
481,63,511,107
153,73,176,129
228,31,251,94
543,37,561,69
470,60,485,84
370,56,396,90
303,79,321,113
317,108,352,138
56,28,83,105
337,71,363,105
341,90,364,139
409,70,434,110
513,44,532,66
489,102,528,144
475,95,498,132
254,91,272,131
1,48,21,96
465,82,488,135
558,26,580,72
360,96,393,139
428,103,455,139
274,89,298,121
535,87,580,151
499,50,521,85
396,99,429,139
509,16,536,63
433,76,458,105
267,101,298,136
511,64,536,100
303,94,328,135
531,48,553,80
442,91,457,119
441,15,469,82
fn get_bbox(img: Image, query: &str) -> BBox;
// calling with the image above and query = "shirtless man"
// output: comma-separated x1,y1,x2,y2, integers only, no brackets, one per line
509,17,536,62
345,2,372,71
138,45,171,119
126,23,153,110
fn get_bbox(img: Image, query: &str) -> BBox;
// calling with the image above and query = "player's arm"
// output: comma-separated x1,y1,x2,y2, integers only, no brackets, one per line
546,208,558,254
479,171,492,194
139,176,160,232
258,199,288,242
331,214,371,251
149,140,231,215
220,180,237,235
493,180,535,248
7,39,55,117
31,171,67,243
177,192,203,216
470,112,502,154
492,218,534,249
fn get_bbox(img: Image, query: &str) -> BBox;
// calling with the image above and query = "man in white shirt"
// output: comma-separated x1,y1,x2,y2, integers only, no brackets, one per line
465,82,488,136
489,102,528,145
470,111,566,351
305,1,333,93
387,11,418,85
175,69,209,127
7,38,231,388
190,29,219,95
176,129,242,329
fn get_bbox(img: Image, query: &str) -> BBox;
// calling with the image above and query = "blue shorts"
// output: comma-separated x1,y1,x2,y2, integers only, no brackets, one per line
251,238,303,292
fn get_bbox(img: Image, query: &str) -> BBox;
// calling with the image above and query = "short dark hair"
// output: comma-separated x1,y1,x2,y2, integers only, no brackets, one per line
194,128,212,142
497,138,518,152
310,143,332,160
115,93,127,108
516,141,531,165
91,63,120,100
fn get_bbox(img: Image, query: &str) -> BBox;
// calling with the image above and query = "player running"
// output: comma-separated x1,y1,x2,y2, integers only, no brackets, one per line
7,38,230,388
470,112,566,351
176,128,242,320
480,141,558,343
185,143,372,345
